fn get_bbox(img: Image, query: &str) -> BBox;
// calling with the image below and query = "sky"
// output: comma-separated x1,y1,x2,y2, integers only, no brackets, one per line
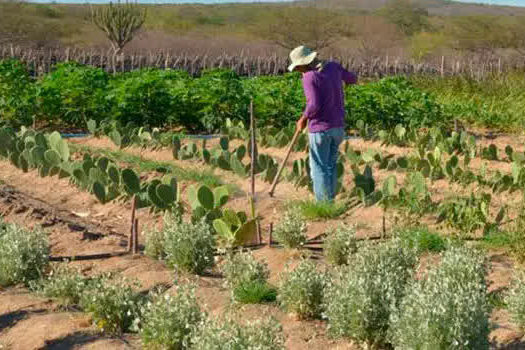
28,0,525,6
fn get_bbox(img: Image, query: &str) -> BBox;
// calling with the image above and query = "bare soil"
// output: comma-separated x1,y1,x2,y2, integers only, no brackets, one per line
1,133,525,349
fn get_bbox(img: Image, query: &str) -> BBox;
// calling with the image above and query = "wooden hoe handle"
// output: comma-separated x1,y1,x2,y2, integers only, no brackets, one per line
268,128,303,197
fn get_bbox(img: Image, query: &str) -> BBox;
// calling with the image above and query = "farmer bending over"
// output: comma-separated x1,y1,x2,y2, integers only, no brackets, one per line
289,46,357,202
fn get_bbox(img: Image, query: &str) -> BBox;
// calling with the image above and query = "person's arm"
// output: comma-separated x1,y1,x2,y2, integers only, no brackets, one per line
297,73,320,131
341,65,358,85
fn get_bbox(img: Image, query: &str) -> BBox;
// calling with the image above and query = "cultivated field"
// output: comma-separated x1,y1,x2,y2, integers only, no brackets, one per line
2,59,525,349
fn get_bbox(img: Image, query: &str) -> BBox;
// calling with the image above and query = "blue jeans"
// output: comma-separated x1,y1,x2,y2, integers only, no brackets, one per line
309,127,345,202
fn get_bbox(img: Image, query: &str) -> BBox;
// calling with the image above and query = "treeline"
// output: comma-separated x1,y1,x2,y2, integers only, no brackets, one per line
1,0,525,61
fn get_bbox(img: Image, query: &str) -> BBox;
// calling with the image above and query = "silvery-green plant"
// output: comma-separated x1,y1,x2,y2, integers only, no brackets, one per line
506,272,525,330
79,276,146,335
144,212,181,260
190,316,285,350
0,221,49,286
30,265,97,307
325,241,417,346
390,246,489,350
278,259,327,319
221,250,269,290
140,284,205,350
163,219,216,275
273,209,307,249
324,224,358,265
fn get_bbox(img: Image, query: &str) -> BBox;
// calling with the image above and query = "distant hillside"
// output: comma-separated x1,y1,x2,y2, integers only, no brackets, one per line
310,0,525,15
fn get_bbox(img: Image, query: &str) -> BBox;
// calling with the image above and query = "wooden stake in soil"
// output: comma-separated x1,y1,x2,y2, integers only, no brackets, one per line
249,98,262,244
269,223,273,247
133,218,139,255
128,195,137,253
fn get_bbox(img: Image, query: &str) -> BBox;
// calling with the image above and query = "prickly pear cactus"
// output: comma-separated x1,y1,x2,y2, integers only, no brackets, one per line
122,168,141,194
172,136,181,160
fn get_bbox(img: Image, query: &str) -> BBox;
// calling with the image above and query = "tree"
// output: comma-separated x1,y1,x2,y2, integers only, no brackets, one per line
256,5,351,51
91,1,146,54
380,0,429,36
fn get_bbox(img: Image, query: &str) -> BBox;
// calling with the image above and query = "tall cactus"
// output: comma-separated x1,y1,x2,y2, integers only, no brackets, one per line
91,1,147,54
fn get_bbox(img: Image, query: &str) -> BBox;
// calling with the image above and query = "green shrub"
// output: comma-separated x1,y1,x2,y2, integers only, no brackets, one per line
31,265,96,307
36,62,109,125
163,219,216,275
273,209,307,249
324,224,358,265
0,221,49,287
345,76,448,129
145,226,166,260
278,260,327,319
140,284,205,350
325,241,417,345
398,226,446,254
0,59,36,126
190,317,285,350
79,277,145,334
390,246,489,349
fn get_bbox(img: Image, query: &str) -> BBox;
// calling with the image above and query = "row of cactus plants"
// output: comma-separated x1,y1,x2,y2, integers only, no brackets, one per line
0,127,184,212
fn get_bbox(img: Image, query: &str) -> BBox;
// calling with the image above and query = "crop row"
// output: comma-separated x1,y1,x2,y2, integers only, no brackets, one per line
0,59,449,132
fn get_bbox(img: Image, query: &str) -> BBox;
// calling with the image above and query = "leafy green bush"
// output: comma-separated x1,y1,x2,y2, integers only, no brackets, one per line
140,284,205,349
244,73,304,129
163,219,216,274
0,59,36,126
190,316,285,350
278,260,327,319
0,221,49,287
36,62,109,125
324,224,358,265
144,225,166,260
345,76,448,129
273,209,307,249
79,277,145,334
398,226,446,254
192,69,250,132
390,246,489,349
107,69,189,128
325,241,417,345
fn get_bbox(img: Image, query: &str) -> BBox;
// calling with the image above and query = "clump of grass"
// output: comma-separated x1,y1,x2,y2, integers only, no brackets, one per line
390,246,489,349
398,226,446,254
190,316,285,350
233,281,277,304
324,224,358,265
144,212,182,260
0,221,49,287
79,276,146,335
278,259,327,320
290,200,348,220
325,240,417,346
140,284,205,349
163,219,216,275
273,209,307,249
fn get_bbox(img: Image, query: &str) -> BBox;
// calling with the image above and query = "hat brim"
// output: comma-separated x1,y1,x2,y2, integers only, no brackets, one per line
288,51,317,72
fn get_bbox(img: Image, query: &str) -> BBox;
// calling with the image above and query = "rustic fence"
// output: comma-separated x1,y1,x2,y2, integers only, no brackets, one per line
2,45,524,78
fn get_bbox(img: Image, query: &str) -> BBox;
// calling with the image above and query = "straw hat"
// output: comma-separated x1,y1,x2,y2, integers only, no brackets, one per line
288,46,317,72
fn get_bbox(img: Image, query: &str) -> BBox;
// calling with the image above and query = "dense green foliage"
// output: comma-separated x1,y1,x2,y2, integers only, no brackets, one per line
0,59,493,132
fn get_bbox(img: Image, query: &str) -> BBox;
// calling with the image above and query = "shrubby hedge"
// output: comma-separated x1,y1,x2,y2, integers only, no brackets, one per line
0,59,448,131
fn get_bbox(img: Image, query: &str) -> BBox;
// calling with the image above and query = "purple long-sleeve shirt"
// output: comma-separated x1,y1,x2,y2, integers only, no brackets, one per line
302,61,358,133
